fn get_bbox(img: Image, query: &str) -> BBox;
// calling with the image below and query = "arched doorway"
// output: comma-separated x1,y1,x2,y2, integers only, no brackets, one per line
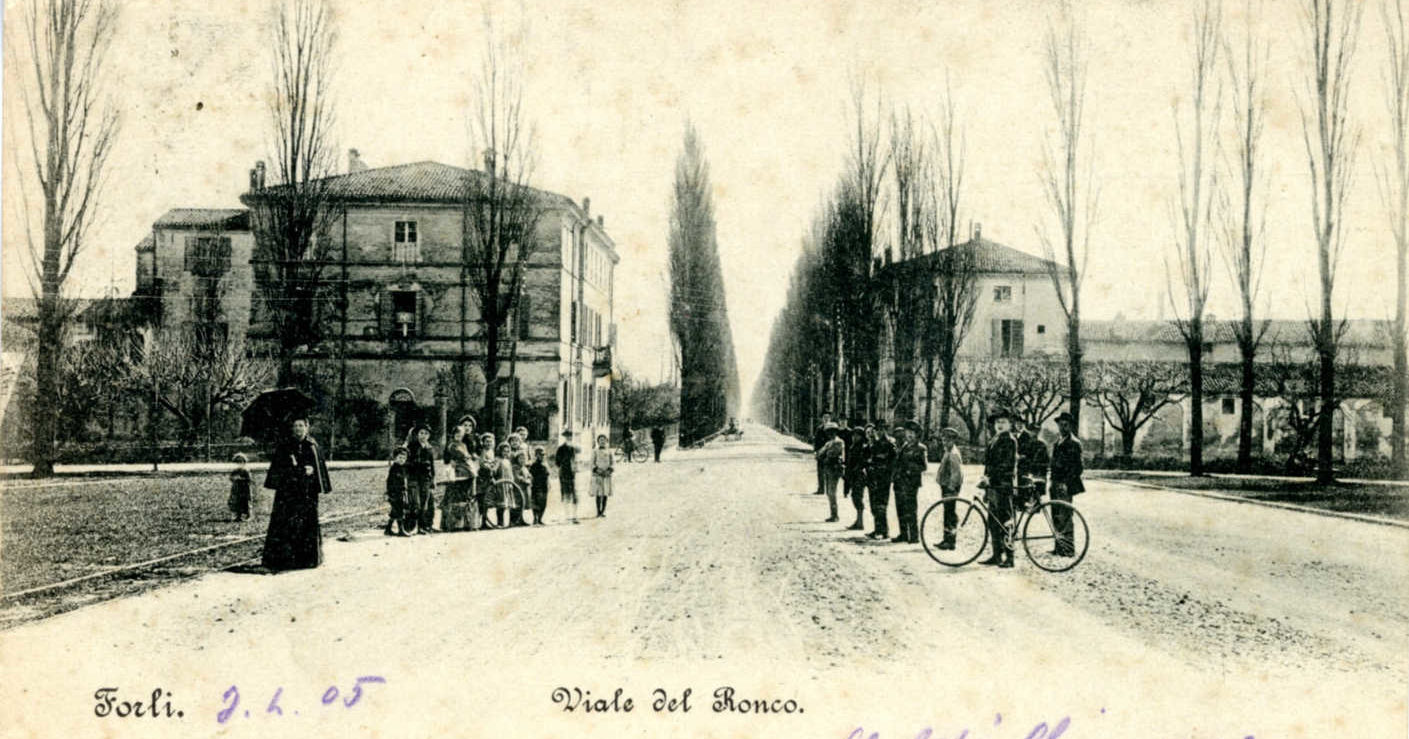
388,388,418,450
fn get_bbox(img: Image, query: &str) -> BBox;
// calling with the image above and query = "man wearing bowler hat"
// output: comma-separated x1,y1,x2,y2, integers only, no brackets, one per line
978,408,1019,567
891,420,928,544
1048,411,1085,556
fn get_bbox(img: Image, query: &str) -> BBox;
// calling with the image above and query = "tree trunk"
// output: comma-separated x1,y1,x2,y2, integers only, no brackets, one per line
1121,427,1137,458
1189,326,1205,477
1237,338,1256,472
31,308,61,477
1067,315,1083,428
1317,346,1336,484
483,318,501,436
1394,234,1407,476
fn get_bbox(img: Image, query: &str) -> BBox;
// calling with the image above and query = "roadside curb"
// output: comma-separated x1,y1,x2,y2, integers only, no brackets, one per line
1112,478,1409,530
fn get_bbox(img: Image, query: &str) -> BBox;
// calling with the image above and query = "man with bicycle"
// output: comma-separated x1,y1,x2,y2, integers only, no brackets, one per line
1049,412,1084,557
977,409,1019,568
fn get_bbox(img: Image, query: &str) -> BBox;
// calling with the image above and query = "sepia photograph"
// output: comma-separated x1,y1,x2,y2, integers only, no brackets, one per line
1,0,1406,737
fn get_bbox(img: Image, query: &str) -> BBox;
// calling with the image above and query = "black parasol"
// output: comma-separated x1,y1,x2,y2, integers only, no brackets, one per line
240,388,317,443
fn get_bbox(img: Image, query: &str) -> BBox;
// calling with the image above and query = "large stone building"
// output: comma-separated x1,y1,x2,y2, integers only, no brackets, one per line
137,155,617,455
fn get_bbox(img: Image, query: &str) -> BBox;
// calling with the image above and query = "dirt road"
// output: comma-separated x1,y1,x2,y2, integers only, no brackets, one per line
2,425,1404,738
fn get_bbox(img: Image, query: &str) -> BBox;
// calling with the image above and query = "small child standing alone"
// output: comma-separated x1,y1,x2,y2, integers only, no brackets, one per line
228,453,253,521
385,445,410,536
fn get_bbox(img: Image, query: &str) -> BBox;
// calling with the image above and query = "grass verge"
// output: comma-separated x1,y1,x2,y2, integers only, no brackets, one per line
1092,470,1409,523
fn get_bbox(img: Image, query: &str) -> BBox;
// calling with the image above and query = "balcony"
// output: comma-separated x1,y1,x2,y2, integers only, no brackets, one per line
592,345,613,378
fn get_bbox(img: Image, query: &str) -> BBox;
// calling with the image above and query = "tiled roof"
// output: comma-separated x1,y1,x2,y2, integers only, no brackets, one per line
134,234,155,252
1084,319,1392,348
882,237,1058,276
153,208,249,230
243,161,578,209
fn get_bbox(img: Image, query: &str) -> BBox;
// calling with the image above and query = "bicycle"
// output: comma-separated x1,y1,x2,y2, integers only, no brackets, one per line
918,485,1089,572
614,434,649,463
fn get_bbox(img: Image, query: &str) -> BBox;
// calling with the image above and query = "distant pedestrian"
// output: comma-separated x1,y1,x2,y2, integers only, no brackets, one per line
843,427,869,531
555,430,581,524
261,417,332,571
891,420,928,544
406,424,438,535
228,453,253,522
1048,412,1085,557
529,446,550,525
811,411,833,495
934,428,963,550
591,434,614,517
651,425,666,462
817,423,845,522
622,424,637,463
865,421,896,540
385,445,411,536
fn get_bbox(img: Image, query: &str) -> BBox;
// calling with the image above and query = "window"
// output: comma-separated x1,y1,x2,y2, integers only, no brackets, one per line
184,236,231,277
993,319,1024,358
1037,325,1046,334
1202,342,1214,354
570,301,578,343
394,220,419,263
993,285,1013,303
1222,398,1236,415
390,290,418,338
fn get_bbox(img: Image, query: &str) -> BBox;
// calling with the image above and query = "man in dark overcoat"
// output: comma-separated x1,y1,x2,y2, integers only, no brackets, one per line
262,417,332,571
891,420,928,544
866,421,897,540
979,409,1019,568
1048,411,1085,557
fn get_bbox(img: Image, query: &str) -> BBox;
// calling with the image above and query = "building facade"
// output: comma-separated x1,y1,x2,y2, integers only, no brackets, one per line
137,157,617,455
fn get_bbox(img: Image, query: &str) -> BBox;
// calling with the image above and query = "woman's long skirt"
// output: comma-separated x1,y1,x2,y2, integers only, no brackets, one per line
262,486,322,570
440,478,479,531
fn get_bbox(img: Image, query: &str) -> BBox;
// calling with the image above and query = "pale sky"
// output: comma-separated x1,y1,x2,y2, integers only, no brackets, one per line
3,0,1403,412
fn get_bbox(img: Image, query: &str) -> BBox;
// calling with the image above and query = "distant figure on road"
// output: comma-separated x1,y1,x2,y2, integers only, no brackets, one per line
811,411,833,495
385,445,410,536
591,434,615,518
228,453,252,522
865,421,896,540
555,430,581,524
817,423,845,522
622,424,637,462
261,417,332,571
650,426,666,462
891,420,928,544
1048,412,1085,557
530,447,550,525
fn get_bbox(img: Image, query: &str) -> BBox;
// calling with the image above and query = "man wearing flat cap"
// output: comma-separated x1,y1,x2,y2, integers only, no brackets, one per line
865,419,897,540
890,420,928,544
979,408,1019,567
1048,411,1085,556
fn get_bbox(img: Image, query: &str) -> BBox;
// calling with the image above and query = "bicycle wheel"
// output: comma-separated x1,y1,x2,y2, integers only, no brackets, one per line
920,497,988,567
630,446,649,463
1020,500,1089,572
494,480,526,523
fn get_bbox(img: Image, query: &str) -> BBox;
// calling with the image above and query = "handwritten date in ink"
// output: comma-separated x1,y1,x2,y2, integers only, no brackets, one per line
215,676,386,724
93,687,184,719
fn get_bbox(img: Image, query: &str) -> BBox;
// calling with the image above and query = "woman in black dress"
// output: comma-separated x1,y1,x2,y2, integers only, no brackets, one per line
262,417,332,571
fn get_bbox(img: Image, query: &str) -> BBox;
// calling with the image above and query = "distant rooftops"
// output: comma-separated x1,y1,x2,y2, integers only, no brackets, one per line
240,160,579,210
152,208,249,230
881,236,1058,276
1084,319,1392,348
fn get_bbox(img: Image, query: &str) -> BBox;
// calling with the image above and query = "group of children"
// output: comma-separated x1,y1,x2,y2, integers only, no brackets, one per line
383,419,619,536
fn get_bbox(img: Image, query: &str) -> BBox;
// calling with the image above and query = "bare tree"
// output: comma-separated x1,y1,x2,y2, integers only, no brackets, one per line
924,80,979,431
1298,0,1363,483
838,81,890,419
1037,2,1098,431
987,358,1069,432
1219,0,1272,473
1166,0,1224,476
246,0,340,386
1381,0,1409,478
1089,360,1188,458
460,19,548,433
8,0,120,476
887,106,926,422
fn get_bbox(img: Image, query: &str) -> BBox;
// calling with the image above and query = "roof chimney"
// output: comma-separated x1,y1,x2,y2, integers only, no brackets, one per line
348,148,367,173
249,160,266,191
483,148,497,177
582,197,591,217
596,214,604,228
973,222,982,241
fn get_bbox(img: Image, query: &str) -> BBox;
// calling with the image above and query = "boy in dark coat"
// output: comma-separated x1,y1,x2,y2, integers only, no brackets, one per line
385,445,410,536
530,446,551,525
228,453,253,521
406,425,438,535
865,422,896,540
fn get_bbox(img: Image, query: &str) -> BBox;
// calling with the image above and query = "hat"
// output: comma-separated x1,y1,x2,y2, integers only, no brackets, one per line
901,420,922,434
939,427,960,439
457,415,477,428
822,421,838,430
392,444,409,456
232,452,248,463
562,429,574,437
1056,411,1076,426
988,408,1012,422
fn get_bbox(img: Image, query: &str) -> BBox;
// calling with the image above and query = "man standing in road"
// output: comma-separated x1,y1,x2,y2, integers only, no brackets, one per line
891,420,928,544
978,409,1019,568
935,427,964,550
651,425,666,462
555,430,581,524
865,421,896,540
811,411,833,495
1048,412,1085,557
1015,417,1050,510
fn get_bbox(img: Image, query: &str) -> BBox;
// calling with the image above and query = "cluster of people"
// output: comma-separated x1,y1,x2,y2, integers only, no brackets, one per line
811,407,1085,568
384,416,620,536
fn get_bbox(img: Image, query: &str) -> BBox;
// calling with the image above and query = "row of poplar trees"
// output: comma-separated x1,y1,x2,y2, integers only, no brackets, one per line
667,126,741,447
